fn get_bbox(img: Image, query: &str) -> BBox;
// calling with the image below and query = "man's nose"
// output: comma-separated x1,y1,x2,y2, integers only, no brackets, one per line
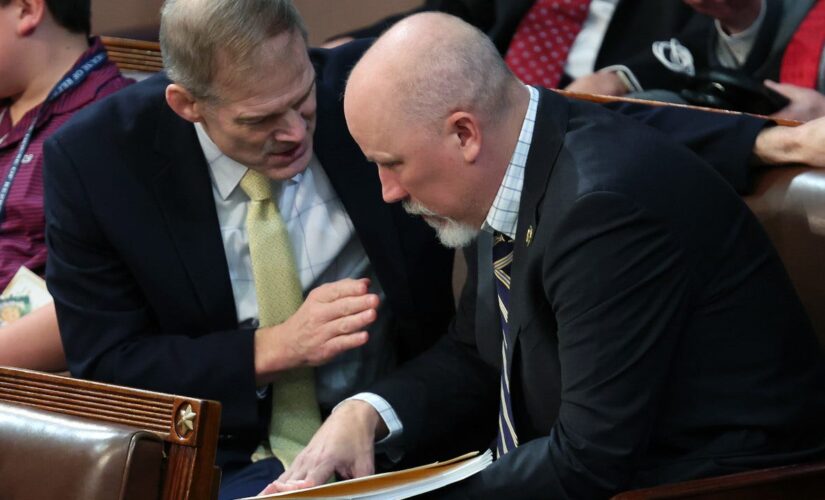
377,167,408,203
275,109,308,142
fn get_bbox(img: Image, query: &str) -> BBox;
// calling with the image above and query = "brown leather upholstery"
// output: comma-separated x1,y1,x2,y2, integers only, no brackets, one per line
744,166,825,345
0,401,163,500
0,367,221,500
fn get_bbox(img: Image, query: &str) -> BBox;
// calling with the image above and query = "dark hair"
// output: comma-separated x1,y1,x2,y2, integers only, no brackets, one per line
0,0,91,34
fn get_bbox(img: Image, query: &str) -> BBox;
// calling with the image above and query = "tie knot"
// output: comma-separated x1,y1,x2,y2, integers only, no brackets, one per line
240,170,272,201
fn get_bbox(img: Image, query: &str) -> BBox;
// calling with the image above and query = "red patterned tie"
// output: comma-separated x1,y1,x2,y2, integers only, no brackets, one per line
780,0,825,88
504,0,593,88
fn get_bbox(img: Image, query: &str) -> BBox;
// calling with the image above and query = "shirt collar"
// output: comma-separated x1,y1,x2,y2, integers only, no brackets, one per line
482,85,539,239
194,122,303,200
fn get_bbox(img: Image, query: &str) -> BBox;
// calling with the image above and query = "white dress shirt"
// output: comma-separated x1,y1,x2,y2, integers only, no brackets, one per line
565,0,620,78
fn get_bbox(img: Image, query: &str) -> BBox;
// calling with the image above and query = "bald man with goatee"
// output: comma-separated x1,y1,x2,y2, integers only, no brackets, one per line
264,12,825,499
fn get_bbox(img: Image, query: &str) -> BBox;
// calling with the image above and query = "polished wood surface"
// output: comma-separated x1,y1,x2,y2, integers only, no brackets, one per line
612,460,825,499
556,89,802,127
0,366,221,500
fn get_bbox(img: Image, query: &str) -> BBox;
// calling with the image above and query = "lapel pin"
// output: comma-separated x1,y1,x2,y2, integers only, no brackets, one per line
525,225,534,247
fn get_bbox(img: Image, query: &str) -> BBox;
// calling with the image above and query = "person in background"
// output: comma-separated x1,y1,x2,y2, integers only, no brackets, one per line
0,0,131,370
325,0,710,96
656,0,825,121
265,12,825,498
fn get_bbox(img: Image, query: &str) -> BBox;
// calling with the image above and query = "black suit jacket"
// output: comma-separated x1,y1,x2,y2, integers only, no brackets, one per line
342,0,708,90
42,41,456,452
371,88,825,498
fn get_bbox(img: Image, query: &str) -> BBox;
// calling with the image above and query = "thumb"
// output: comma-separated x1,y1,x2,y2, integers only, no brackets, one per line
764,79,793,97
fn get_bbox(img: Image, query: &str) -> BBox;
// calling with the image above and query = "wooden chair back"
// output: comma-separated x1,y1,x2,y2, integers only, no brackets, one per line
101,36,163,77
0,366,221,500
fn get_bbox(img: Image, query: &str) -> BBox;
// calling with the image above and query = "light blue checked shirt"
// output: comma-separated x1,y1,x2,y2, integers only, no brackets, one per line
483,85,539,239
350,85,540,446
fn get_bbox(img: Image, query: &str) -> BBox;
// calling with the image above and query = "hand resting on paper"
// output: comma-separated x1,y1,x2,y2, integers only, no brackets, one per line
260,399,387,494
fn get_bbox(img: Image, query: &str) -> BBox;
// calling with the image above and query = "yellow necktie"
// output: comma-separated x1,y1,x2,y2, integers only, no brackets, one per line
240,169,321,468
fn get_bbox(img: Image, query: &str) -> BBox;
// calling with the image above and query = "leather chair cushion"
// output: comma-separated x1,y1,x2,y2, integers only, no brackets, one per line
0,401,164,500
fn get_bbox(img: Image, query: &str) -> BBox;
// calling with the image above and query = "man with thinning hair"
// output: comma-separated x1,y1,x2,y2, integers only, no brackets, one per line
42,1,457,497
266,12,825,498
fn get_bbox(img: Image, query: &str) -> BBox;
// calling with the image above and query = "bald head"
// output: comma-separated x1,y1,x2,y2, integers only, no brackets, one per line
345,12,519,129
344,13,530,240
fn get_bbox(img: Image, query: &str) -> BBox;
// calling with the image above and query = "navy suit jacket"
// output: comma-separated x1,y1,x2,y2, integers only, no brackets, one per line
42,41,456,452
370,89,825,498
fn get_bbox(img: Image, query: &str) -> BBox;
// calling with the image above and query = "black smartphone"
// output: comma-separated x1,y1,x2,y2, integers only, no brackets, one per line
680,68,790,115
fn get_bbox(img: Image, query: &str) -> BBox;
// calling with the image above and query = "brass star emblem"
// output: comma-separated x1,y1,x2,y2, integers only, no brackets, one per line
176,404,197,437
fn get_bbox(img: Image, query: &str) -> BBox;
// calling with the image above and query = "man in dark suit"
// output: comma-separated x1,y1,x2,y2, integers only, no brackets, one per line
41,1,456,498
267,12,825,498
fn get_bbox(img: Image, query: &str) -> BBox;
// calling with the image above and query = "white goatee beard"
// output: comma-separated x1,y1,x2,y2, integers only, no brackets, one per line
403,200,479,248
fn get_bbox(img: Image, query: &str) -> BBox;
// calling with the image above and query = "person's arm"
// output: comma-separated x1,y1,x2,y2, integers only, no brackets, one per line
0,303,64,372
262,243,499,492
43,132,377,429
753,114,825,167
447,189,695,498
605,101,768,193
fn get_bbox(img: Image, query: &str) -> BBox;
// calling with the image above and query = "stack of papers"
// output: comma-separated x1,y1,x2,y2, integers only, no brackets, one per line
241,450,493,499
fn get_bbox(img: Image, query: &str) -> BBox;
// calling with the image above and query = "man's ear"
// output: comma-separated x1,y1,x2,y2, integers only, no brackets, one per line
446,111,482,164
15,0,46,37
165,83,204,124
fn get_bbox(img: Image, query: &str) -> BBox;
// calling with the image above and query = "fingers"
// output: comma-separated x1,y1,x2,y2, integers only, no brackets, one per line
310,278,372,303
315,292,380,323
309,332,369,365
260,479,310,494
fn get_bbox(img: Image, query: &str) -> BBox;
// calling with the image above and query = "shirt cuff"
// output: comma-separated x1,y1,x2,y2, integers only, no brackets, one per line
341,392,403,445
599,64,643,93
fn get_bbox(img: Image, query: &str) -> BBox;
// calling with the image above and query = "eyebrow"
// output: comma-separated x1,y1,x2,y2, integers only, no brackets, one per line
236,81,316,124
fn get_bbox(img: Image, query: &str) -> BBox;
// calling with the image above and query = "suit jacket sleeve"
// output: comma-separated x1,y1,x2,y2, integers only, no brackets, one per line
605,101,768,194
369,243,499,453
439,191,695,499
43,136,261,431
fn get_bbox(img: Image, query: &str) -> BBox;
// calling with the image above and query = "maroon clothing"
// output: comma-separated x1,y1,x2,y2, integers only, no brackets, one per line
0,37,132,289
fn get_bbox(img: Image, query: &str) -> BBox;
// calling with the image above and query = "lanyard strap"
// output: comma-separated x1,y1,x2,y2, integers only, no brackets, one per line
0,50,108,222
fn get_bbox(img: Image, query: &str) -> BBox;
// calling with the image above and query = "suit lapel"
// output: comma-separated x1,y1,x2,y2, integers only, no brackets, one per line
151,100,237,327
506,89,569,365
312,80,414,311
